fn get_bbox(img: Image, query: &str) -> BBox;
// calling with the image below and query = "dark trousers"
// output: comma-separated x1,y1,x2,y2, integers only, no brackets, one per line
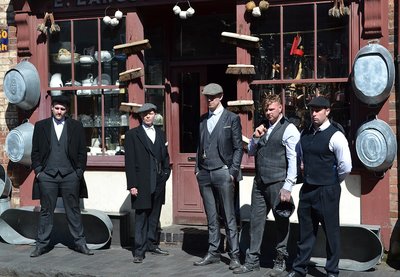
134,185,164,258
196,167,239,258
292,184,341,276
36,172,86,248
246,180,290,266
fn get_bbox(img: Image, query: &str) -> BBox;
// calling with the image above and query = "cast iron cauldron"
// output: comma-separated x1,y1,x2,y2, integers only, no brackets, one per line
355,118,396,172
3,61,40,110
352,43,394,105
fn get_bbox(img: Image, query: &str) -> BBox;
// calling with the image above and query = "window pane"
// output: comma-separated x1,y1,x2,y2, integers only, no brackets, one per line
145,26,164,85
317,3,349,78
145,88,166,131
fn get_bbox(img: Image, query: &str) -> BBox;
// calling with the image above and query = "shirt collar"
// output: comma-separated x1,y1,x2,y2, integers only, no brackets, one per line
209,104,224,116
142,124,154,130
312,119,331,132
269,114,283,128
52,117,65,125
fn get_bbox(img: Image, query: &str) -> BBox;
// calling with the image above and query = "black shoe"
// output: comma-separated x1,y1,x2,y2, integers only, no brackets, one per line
75,244,94,255
269,254,286,276
149,247,169,256
229,258,241,270
133,256,143,263
30,246,46,258
233,264,260,274
193,253,220,266
285,271,304,277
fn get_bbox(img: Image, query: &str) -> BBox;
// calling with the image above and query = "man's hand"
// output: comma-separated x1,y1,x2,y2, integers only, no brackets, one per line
280,188,291,202
253,124,267,138
130,187,138,196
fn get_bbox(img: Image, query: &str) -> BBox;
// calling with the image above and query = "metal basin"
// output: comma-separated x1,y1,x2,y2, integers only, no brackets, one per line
5,121,34,166
355,119,396,172
0,166,11,198
352,43,394,105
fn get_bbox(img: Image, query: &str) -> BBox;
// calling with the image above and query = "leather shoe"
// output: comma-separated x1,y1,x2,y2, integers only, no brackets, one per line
30,246,46,258
229,258,241,270
233,264,260,274
75,244,94,255
193,253,220,266
285,271,304,277
133,256,143,263
149,247,169,256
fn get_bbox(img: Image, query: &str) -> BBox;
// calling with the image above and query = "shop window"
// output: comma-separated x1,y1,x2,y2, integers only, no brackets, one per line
250,2,350,134
48,18,128,162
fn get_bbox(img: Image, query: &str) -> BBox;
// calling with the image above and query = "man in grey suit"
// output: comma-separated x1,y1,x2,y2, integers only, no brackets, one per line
193,83,243,271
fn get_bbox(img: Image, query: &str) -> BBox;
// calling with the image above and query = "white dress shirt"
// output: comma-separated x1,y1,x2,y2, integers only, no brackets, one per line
52,118,65,140
207,105,224,133
248,115,300,191
142,124,156,143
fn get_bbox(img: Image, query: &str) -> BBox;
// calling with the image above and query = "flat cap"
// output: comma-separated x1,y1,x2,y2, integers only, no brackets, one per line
51,95,70,107
307,96,330,108
202,83,223,96
137,103,157,113
273,196,295,218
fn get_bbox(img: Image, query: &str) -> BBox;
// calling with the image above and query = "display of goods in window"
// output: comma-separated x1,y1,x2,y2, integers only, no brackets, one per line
352,43,394,105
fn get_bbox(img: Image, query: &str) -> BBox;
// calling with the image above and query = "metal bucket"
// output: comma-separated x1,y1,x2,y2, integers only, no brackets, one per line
355,119,397,172
3,60,40,110
5,122,34,166
352,43,395,105
0,166,12,198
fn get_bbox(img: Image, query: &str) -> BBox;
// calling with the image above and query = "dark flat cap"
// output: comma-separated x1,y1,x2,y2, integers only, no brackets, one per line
51,95,70,107
308,96,330,108
202,83,223,96
137,103,157,113
273,196,295,218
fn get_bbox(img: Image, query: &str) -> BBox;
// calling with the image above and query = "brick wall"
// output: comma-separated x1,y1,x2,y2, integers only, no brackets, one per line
0,1,19,207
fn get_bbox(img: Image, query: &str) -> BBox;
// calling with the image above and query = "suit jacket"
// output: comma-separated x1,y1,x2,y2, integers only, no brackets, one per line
124,125,171,210
31,117,88,200
195,108,243,180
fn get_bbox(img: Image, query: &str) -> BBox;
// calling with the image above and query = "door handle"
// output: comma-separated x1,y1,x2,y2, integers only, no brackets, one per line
187,157,196,162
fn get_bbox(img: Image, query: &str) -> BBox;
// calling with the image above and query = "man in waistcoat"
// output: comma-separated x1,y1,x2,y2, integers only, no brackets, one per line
193,83,243,270
286,96,352,277
30,95,93,257
234,94,300,275
124,103,171,264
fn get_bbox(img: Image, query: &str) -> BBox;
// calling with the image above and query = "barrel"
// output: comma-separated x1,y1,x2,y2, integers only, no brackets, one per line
355,119,396,172
5,122,34,166
3,60,40,110
352,43,394,105
0,166,11,198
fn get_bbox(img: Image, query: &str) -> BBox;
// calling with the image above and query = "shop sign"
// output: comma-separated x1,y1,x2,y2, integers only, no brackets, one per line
54,0,136,8
0,28,8,52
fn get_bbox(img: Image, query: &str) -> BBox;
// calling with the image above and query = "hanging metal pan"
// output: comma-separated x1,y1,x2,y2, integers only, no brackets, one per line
352,43,394,105
355,118,396,172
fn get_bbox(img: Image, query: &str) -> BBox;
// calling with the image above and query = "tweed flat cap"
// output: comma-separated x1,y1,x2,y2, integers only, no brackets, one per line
307,96,330,108
137,103,157,113
51,95,71,107
202,83,223,95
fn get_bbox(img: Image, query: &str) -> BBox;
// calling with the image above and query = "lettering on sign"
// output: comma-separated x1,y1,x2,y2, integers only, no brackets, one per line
0,28,8,52
54,0,136,8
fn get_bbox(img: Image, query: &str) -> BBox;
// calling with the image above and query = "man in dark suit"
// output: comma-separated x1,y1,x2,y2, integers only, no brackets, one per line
30,95,93,257
193,83,243,270
124,103,171,264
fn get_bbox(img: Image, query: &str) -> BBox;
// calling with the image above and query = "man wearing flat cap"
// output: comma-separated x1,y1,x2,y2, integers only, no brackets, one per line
124,103,171,263
234,94,300,276
30,95,92,257
286,96,352,277
194,83,243,270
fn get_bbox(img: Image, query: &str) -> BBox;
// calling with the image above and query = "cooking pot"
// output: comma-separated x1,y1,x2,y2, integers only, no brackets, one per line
355,118,396,172
5,121,34,166
352,43,395,105
3,61,40,110
0,165,11,198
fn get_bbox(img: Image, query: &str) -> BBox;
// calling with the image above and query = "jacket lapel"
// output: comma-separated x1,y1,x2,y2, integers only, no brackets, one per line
136,126,155,156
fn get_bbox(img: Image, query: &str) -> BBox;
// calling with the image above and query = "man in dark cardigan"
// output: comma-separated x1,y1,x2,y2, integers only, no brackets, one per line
30,95,92,257
124,103,171,263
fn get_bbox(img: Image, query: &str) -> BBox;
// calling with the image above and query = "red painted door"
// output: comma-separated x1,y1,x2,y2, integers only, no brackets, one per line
170,67,208,225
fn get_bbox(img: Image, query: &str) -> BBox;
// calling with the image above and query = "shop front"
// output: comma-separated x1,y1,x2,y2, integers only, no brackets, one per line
6,0,398,254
